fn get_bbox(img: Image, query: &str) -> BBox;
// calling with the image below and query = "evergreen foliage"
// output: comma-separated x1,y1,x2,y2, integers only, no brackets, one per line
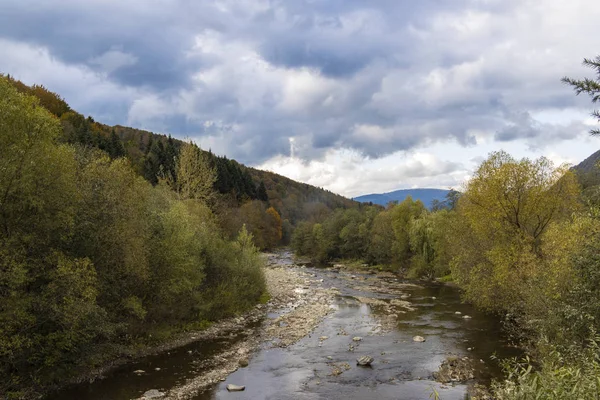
563,55,600,135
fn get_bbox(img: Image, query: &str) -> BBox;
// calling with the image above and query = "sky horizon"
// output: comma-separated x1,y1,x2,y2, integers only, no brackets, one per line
1,0,599,198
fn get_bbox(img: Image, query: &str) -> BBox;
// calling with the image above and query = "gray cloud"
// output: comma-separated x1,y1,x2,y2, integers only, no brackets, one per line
0,0,598,167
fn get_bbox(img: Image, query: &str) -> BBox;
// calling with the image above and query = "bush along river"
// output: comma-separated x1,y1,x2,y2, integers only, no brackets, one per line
46,250,521,400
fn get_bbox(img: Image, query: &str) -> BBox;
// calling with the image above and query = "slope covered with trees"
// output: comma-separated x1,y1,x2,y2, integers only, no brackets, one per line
3,75,356,251
0,76,269,398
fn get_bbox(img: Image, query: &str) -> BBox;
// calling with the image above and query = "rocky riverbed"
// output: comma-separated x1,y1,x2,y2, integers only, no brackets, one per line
47,250,520,400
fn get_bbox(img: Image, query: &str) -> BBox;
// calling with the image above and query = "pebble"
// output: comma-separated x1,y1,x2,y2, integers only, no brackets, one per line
142,389,165,398
352,336,362,342
455,311,462,315
356,356,374,366
463,315,472,319
413,336,426,342
226,384,246,392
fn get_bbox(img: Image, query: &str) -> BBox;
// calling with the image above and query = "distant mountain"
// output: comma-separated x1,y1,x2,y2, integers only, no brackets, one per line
573,149,600,174
354,188,450,208
573,149,600,190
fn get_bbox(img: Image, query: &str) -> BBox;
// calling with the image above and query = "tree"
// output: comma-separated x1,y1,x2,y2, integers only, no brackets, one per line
257,181,269,202
563,56,600,135
390,196,426,265
264,206,283,247
175,141,217,202
109,129,126,159
450,151,581,312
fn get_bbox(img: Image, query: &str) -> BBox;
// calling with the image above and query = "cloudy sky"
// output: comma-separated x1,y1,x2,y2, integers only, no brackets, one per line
1,0,599,198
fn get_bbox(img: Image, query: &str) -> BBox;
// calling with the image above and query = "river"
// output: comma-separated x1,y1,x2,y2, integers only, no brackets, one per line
46,250,520,400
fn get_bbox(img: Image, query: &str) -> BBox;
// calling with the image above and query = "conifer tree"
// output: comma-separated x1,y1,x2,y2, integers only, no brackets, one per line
257,181,269,202
563,55,600,135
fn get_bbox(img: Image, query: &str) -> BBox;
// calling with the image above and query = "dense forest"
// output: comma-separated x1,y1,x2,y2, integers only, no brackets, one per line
292,56,600,399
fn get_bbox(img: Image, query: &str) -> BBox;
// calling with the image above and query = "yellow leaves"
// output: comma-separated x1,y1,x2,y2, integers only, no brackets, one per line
451,151,582,313
266,206,282,241
460,151,580,243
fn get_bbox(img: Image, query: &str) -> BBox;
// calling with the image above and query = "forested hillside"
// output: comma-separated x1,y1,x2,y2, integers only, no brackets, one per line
3,75,356,249
0,75,358,399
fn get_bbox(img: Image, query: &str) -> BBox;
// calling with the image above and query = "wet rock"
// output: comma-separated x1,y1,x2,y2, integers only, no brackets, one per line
133,370,145,374
352,336,362,342
142,389,165,398
455,311,462,315
434,356,475,383
356,355,374,366
463,315,472,319
238,358,249,367
330,362,351,376
226,384,246,392
413,336,426,342
431,296,437,300
154,367,161,371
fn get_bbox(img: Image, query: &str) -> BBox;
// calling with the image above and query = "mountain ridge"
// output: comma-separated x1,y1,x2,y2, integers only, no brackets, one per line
354,188,451,208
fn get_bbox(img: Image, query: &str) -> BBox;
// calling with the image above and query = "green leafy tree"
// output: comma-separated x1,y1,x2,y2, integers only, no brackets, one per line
175,141,217,202
450,151,580,312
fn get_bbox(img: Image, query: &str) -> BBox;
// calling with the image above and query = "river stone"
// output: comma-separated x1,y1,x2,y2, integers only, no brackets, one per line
352,336,362,342
455,311,462,315
142,389,165,398
413,336,426,342
462,315,472,319
319,336,329,341
226,384,246,392
239,358,249,367
356,356,374,366
133,369,145,374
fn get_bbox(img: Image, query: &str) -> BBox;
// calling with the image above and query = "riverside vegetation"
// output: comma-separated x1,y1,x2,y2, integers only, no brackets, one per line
0,76,269,398
2,56,600,400
0,71,358,398
292,57,600,399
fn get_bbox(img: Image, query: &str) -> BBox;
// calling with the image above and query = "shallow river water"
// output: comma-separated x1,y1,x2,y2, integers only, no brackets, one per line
47,252,520,400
